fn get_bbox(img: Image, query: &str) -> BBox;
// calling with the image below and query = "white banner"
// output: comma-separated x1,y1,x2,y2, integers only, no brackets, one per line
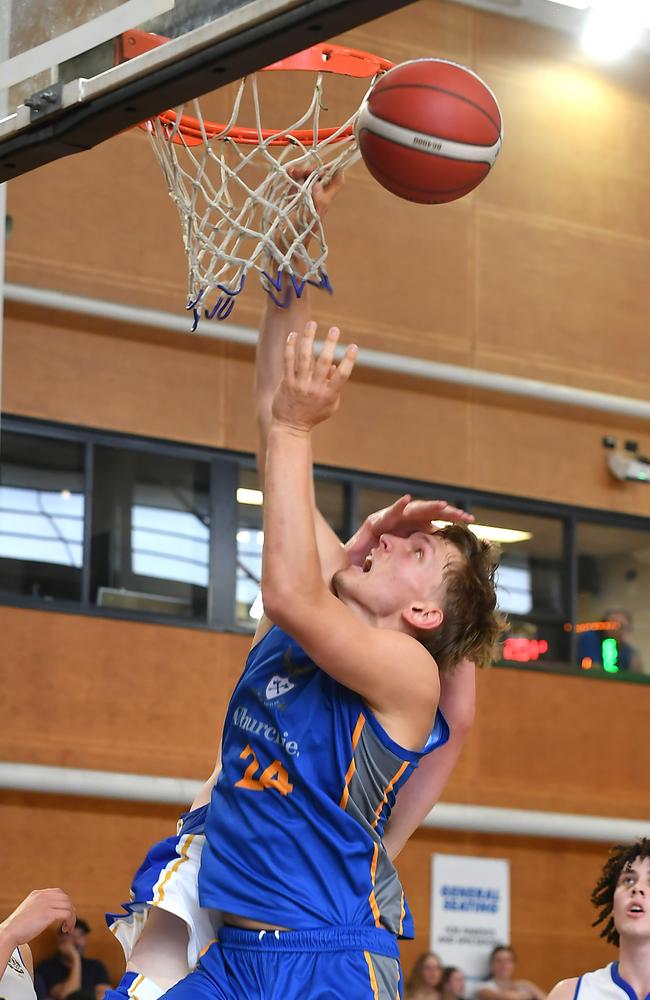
430,853,510,994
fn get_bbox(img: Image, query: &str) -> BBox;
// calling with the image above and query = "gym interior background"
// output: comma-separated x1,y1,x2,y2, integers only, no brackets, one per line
2,0,650,986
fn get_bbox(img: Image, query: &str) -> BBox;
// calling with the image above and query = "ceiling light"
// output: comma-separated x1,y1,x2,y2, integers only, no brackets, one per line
582,1,646,60
237,487,263,506
433,520,533,544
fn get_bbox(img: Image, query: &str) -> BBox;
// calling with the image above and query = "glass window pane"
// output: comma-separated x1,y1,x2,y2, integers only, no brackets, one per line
576,522,650,678
91,446,209,620
472,506,565,617
0,431,85,602
236,468,345,627
471,506,567,667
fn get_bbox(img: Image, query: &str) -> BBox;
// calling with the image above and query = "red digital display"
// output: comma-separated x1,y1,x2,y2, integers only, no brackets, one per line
503,637,549,662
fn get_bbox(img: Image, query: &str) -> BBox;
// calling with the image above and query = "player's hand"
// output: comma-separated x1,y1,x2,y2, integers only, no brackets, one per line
287,166,345,220
368,495,474,538
271,321,357,431
0,889,76,948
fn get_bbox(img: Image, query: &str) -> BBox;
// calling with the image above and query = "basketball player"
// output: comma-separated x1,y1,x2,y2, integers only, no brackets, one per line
105,171,492,1000
149,305,502,997
547,839,650,1000
1,889,76,1000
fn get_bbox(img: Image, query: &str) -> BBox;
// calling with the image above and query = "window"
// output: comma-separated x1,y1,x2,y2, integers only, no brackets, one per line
0,430,85,602
235,468,347,628
91,446,210,619
471,506,569,667
1,415,649,683
575,522,650,678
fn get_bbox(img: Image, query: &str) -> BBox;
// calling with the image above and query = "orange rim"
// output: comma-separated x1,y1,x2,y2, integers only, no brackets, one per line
119,31,393,147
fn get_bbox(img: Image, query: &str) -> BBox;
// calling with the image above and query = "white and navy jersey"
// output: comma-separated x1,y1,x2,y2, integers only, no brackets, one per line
575,963,650,1000
199,624,449,937
0,948,36,1000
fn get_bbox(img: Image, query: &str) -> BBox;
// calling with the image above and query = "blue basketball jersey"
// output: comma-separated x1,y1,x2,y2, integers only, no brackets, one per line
199,624,449,937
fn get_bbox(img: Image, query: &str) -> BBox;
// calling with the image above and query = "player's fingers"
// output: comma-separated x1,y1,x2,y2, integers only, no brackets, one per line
284,331,298,385
330,343,357,387
324,170,345,195
316,327,340,378
297,321,317,378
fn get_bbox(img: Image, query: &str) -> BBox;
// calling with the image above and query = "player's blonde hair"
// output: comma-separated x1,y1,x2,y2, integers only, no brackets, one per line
416,523,506,671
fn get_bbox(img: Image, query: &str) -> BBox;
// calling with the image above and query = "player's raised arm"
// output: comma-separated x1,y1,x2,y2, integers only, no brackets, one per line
254,171,354,598
262,322,442,750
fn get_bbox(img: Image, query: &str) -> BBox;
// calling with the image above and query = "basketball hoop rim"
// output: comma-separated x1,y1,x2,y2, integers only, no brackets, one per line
119,31,393,147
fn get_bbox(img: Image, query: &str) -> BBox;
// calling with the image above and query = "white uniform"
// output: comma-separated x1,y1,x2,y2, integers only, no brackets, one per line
0,948,37,1000
106,804,218,971
575,963,643,1000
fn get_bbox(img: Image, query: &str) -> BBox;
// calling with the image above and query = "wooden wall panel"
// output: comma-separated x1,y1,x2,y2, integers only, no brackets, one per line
3,0,650,990
0,606,244,776
5,606,650,821
0,763,626,989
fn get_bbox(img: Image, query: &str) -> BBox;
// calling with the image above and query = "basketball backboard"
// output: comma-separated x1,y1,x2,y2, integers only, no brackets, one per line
0,0,416,180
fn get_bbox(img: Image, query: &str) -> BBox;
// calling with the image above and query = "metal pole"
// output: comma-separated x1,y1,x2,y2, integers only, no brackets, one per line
5,282,650,421
3,761,650,842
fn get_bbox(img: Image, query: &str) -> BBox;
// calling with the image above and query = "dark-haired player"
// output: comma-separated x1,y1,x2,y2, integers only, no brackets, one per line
547,839,650,1000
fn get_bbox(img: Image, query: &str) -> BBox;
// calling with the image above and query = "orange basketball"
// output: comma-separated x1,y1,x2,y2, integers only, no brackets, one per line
355,58,503,204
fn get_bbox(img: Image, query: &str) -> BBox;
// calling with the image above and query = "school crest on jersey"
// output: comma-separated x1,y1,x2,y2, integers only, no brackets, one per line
265,674,295,701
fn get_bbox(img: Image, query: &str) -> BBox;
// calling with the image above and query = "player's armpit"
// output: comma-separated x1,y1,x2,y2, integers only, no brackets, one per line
264,587,439,751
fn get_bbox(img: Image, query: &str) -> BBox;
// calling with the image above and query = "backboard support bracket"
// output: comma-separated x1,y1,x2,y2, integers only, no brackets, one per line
0,0,417,180
25,81,64,121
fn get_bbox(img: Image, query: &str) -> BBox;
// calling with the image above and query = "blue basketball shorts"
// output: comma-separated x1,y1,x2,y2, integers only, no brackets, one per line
160,924,402,1000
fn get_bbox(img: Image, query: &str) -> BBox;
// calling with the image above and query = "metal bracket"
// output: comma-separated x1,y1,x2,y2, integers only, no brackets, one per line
24,81,64,122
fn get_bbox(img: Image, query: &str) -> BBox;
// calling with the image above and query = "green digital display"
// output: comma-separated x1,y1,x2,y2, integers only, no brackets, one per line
601,636,619,673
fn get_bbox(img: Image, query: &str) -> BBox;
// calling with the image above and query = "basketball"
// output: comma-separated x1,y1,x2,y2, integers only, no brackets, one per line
355,58,503,204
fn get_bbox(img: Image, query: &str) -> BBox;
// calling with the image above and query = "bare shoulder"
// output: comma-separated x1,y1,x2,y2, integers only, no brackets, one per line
547,978,579,1000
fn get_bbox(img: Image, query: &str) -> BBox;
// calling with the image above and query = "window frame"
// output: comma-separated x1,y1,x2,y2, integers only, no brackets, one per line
2,413,649,684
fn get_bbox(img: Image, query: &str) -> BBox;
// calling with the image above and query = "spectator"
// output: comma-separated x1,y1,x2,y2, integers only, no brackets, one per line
405,951,444,1000
442,966,468,1000
1,889,76,1000
36,919,110,1000
577,609,643,674
477,946,546,1000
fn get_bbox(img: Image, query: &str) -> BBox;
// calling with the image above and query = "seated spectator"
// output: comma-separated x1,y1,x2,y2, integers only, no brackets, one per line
36,919,110,1000
405,951,444,1000
1,889,76,1000
477,946,546,1000
442,966,468,1000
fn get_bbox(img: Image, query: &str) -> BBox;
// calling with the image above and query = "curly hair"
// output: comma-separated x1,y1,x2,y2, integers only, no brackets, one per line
416,523,507,672
591,838,650,946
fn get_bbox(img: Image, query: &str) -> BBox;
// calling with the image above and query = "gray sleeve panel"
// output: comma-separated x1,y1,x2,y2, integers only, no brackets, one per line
366,952,401,1000
346,722,408,830
341,721,410,936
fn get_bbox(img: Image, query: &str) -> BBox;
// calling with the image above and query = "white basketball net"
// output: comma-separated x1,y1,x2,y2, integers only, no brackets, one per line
145,68,381,329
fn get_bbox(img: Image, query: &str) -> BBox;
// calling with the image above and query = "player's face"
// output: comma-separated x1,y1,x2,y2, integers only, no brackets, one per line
491,949,515,980
420,955,443,987
613,856,650,942
334,530,461,623
448,970,466,997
